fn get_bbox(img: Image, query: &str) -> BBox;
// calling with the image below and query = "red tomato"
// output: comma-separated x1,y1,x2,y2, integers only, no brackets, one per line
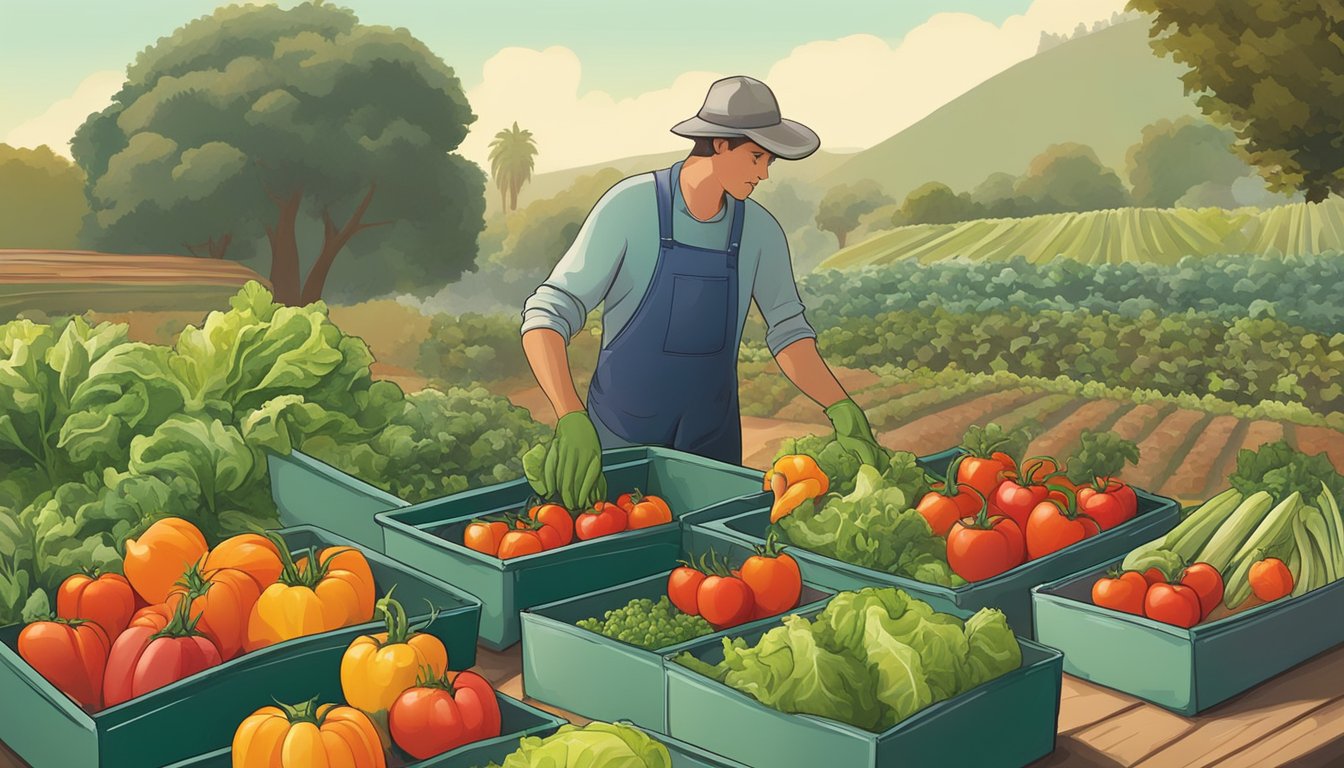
740,545,802,616
667,563,706,616
1179,563,1224,619
697,575,755,628
525,504,574,547
1249,558,1293,602
1144,583,1202,628
463,520,509,556
946,514,1026,582
57,572,138,641
18,619,109,710
496,530,545,559
957,451,1017,498
916,486,981,537
990,478,1051,530
389,670,502,759
1076,478,1137,530
574,502,628,541
1091,570,1148,615
1025,498,1101,560
1141,567,1168,586
103,606,222,707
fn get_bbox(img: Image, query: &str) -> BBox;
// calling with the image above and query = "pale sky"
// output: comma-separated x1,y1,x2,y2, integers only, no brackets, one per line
1,0,1127,174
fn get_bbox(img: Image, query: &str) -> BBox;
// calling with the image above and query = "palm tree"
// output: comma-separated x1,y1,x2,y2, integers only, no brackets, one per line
488,122,539,212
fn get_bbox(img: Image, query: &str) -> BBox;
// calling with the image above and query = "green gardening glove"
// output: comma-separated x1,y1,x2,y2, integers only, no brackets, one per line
825,398,888,470
543,410,605,510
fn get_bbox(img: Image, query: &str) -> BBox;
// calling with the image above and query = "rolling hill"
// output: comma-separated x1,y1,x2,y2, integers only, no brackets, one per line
815,18,1203,200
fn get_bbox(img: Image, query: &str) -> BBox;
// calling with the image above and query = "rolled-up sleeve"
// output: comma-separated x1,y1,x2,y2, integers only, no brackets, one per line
753,217,817,355
521,183,630,342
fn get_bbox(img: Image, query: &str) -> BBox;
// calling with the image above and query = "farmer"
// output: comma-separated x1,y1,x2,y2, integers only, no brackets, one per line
520,75,883,509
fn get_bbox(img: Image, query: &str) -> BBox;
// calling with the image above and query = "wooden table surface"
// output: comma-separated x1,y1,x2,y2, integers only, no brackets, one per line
4,641,1342,768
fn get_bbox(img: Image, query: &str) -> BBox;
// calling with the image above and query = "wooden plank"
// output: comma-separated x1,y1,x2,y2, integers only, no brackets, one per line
1133,645,1344,767
1070,703,1196,765
1059,675,1146,734
1211,697,1344,768
1029,734,1140,767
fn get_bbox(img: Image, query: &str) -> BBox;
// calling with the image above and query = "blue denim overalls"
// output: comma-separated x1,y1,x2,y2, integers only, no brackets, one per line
587,161,745,465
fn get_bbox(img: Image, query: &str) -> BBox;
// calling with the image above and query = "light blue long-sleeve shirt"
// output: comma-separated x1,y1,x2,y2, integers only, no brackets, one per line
520,169,817,356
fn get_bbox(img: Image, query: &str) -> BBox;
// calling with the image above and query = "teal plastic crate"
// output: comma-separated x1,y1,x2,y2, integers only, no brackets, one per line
161,691,566,768
1033,560,1344,715
377,446,766,649
0,525,481,768
685,450,1180,639
520,535,833,731
663,597,1063,768
268,449,410,552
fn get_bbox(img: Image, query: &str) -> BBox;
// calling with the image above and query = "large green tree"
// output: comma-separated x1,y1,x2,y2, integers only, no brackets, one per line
72,2,486,305
1126,117,1249,207
488,122,539,212
1128,0,1344,203
816,180,890,249
0,145,88,249
896,181,980,226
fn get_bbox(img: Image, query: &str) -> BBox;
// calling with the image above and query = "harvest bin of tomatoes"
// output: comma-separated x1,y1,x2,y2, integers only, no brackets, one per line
374,446,765,649
683,427,1181,639
661,586,1064,768
518,530,833,731
1033,441,1344,715
0,523,482,768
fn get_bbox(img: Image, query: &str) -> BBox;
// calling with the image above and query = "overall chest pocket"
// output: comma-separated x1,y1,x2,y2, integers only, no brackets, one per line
663,274,730,355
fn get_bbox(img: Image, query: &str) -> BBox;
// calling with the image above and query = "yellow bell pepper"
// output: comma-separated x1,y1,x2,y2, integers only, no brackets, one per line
245,533,377,652
233,696,386,768
341,588,449,713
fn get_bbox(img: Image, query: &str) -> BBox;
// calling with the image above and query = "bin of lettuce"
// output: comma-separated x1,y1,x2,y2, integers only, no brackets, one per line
481,721,746,768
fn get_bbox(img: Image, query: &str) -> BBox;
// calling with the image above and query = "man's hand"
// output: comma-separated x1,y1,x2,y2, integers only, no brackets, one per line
825,398,887,469
544,411,606,510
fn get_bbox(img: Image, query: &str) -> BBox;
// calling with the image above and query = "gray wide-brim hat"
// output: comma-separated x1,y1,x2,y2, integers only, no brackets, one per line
671,75,820,160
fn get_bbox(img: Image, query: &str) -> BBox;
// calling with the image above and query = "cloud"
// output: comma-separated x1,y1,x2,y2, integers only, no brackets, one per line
5,70,123,158
462,0,1128,173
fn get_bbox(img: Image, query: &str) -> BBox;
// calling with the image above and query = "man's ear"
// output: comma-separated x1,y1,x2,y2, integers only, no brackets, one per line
713,137,729,155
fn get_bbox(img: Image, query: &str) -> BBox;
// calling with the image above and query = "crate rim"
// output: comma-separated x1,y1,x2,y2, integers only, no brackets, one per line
0,523,482,720
267,448,411,509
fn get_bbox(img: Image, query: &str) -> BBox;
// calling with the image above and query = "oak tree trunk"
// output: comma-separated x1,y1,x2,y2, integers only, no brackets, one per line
265,188,304,305
299,182,391,306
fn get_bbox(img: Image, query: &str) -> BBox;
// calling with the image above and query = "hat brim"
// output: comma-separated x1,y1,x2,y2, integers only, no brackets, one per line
670,116,820,160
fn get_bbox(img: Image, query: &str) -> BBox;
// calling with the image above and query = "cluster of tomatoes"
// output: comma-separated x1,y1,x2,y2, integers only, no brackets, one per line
463,490,674,559
667,535,803,629
18,517,376,712
917,448,1140,583
1093,557,1294,628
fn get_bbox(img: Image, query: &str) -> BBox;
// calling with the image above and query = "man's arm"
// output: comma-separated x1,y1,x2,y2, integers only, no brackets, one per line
773,337,847,408
522,328,586,418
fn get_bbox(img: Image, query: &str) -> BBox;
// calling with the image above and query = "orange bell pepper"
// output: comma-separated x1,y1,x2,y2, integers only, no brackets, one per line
122,517,208,604
763,455,830,523
245,532,376,652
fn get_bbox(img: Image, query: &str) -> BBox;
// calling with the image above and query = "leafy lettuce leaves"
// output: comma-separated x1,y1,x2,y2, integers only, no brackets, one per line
487,722,672,768
674,588,1022,733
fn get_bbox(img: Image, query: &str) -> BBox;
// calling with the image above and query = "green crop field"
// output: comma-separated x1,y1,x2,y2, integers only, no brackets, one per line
820,198,1344,269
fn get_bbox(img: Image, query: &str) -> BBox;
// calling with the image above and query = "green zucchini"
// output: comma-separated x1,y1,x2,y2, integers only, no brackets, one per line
1198,491,1275,573
1165,488,1243,564
1222,492,1302,609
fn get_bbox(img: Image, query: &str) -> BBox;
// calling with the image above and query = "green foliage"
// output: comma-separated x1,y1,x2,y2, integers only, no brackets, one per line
801,253,1344,335
575,595,714,651
776,465,956,587
1064,431,1141,484
675,588,1019,732
1013,143,1131,212
486,722,672,768
488,121,539,212
0,281,543,626
1128,0,1344,203
816,179,892,248
416,312,528,387
1125,117,1247,207
816,305,1342,414
71,2,486,303
1228,440,1344,501
0,144,88,249
894,182,981,226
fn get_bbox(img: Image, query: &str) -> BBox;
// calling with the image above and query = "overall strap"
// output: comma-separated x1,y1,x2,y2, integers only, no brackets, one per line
726,197,746,271
654,165,676,246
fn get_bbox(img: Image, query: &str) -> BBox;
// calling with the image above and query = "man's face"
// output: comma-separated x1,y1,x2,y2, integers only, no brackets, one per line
713,139,774,200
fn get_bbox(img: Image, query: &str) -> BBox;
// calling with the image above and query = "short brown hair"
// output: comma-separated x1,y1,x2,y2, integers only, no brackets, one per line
689,136,753,157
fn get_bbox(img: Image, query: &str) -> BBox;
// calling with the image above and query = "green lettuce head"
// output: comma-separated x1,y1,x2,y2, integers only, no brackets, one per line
490,722,671,768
